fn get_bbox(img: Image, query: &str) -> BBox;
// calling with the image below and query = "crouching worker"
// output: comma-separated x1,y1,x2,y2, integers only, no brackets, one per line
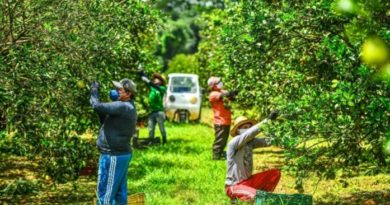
90,79,137,205
225,110,280,202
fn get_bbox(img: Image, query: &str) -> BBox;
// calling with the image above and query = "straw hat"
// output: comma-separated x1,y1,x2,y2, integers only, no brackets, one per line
230,116,257,137
152,73,166,86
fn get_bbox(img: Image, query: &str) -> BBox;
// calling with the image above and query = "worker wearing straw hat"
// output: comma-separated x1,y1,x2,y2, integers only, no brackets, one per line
138,65,168,144
225,110,281,202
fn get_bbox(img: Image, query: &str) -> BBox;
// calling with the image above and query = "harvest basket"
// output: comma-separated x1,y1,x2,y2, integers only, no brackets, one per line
255,190,313,205
93,193,145,205
128,193,145,205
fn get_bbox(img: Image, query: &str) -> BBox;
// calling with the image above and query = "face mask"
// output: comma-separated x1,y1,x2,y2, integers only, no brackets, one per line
238,128,249,135
109,89,120,101
216,81,223,89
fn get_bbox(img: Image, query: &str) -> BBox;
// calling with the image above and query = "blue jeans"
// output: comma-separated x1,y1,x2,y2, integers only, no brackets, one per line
97,153,132,205
148,111,167,143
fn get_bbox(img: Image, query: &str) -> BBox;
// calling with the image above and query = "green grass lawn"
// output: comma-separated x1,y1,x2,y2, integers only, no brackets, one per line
1,120,390,204
129,123,227,205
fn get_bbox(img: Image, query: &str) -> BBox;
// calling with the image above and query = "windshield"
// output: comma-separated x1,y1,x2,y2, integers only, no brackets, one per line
169,76,197,93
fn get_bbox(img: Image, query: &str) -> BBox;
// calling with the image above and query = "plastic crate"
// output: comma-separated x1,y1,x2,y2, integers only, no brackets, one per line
255,190,313,205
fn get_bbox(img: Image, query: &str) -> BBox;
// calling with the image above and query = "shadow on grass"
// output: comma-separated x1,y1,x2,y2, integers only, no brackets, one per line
255,164,284,171
253,149,284,155
0,179,96,205
0,157,38,173
316,189,390,205
0,156,40,190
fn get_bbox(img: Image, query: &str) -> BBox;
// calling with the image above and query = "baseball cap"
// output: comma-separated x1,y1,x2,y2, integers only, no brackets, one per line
207,77,221,87
112,78,137,93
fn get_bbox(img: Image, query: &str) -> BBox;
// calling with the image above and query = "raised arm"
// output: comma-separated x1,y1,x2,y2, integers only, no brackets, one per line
89,81,132,115
228,119,270,152
228,110,279,152
210,90,238,101
138,66,163,91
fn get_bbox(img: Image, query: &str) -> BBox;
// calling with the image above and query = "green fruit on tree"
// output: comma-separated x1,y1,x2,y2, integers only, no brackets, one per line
380,64,390,81
384,133,390,155
77,80,86,89
361,37,389,66
336,0,355,13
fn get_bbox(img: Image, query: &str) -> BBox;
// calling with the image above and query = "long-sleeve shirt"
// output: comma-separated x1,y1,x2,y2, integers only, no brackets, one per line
147,83,166,112
140,73,166,112
90,89,137,155
225,119,271,186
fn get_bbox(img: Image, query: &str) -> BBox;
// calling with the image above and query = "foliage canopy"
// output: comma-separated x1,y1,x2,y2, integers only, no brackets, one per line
196,0,390,190
0,0,160,182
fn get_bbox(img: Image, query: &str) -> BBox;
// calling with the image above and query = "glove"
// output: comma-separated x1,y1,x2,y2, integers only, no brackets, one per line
137,64,143,72
91,81,99,93
141,76,150,83
229,90,239,96
91,81,99,88
268,110,279,120
137,64,147,78
226,90,238,101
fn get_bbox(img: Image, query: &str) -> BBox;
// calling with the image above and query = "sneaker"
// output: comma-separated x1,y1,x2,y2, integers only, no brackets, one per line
220,152,226,160
212,153,226,160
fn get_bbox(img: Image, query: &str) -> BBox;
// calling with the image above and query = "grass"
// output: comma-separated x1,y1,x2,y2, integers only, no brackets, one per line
1,118,390,204
128,123,227,205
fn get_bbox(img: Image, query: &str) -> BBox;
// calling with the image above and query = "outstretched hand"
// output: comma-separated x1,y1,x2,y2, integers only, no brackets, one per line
92,81,99,88
226,90,238,101
230,90,239,96
91,81,99,93
137,64,143,72
268,110,279,120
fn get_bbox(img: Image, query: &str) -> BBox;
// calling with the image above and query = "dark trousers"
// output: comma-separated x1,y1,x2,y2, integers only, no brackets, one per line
213,124,230,156
148,111,167,143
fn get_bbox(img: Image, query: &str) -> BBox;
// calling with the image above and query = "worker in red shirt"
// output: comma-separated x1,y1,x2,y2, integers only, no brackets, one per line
207,77,238,160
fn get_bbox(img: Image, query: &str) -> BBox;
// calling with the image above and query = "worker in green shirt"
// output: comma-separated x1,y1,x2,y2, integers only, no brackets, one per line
139,67,167,144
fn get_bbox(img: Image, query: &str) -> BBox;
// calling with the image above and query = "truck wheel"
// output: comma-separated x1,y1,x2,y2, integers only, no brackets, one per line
179,111,187,123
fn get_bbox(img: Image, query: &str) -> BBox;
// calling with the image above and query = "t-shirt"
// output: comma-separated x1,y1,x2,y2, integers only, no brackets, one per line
209,91,232,125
